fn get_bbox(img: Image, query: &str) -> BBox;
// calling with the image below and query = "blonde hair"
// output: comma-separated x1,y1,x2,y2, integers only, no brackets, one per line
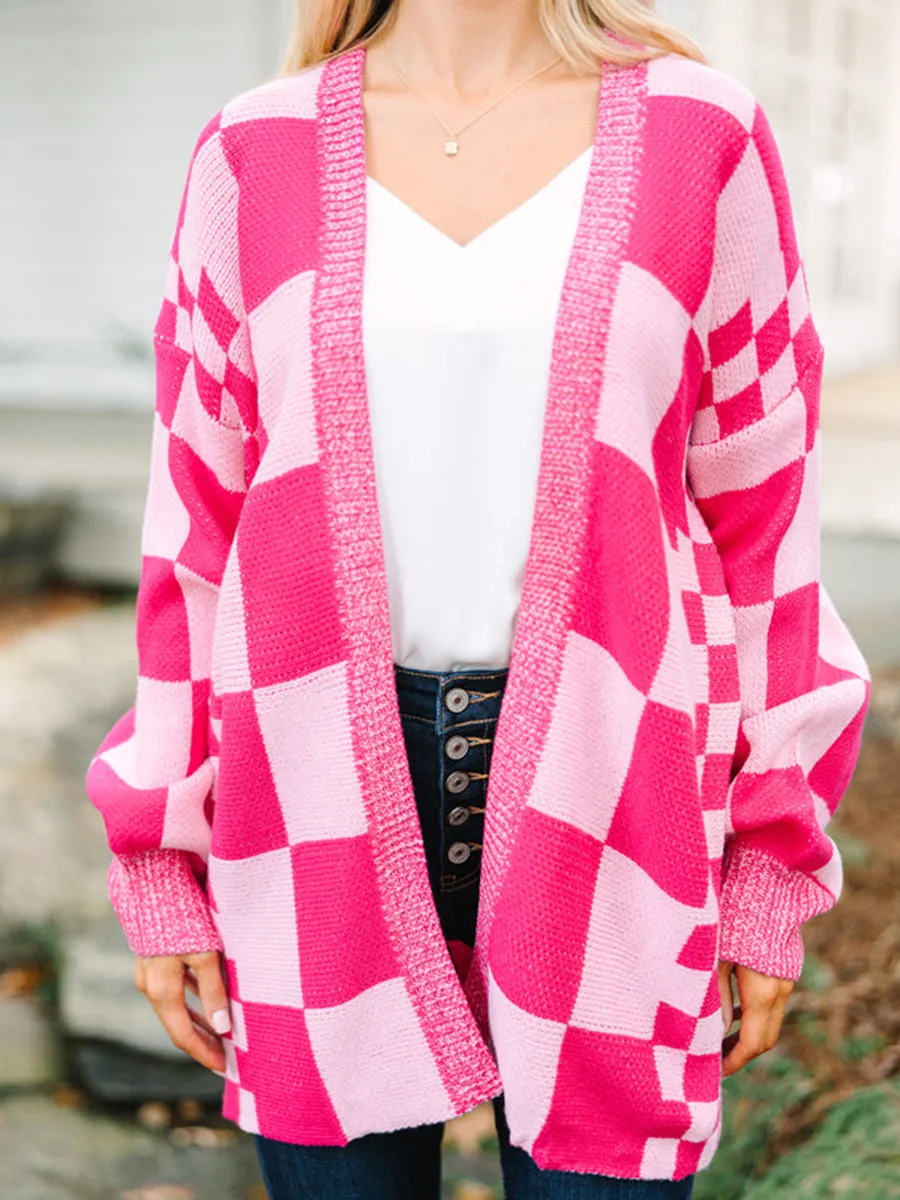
281,0,707,75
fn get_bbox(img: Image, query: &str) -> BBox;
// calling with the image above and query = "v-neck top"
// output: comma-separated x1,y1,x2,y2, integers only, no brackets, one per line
363,147,593,672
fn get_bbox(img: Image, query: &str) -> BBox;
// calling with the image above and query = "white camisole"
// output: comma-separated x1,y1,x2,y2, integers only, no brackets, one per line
362,147,593,673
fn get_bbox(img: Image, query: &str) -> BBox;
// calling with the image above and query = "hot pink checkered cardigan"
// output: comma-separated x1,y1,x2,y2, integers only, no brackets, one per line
86,44,869,1181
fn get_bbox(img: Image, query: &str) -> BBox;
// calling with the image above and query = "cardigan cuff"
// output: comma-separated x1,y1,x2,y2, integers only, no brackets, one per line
108,850,224,959
718,841,834,981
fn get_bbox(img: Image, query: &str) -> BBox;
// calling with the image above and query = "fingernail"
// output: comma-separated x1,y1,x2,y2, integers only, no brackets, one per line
211,1008,232,1035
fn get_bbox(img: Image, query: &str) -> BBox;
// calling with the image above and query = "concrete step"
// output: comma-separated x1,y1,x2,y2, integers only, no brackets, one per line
0,408,151,587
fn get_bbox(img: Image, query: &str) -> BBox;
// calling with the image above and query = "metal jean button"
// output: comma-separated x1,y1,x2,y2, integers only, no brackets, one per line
445,687,470,713
448,842,471,865
447,806,470,827
446,771,470,794
445,735,469,761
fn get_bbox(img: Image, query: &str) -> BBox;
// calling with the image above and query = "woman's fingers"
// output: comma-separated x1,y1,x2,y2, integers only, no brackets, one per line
721,1005,773,1076
189,951,232,1036
722,1031,741,1057
186,1003,219,1038
137,955,227,1073
164,1004,227,1073
717,961,735,1032
182,971,219,1036
720,961,793,1078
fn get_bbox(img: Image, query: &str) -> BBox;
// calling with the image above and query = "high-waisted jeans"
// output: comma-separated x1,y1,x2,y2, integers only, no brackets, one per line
254,663,695,1200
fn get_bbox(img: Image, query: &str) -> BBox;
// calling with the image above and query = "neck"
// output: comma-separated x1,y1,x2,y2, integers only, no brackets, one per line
375,0,556,95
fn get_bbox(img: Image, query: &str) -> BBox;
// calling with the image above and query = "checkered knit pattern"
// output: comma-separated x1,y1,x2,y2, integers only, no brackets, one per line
85,46,869,1182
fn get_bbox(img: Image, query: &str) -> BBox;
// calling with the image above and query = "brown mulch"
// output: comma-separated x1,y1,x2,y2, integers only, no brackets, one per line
769,666,900,1151
0,586,105,647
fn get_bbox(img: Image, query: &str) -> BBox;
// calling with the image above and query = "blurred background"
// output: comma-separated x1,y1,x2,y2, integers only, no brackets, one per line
0,2,898,1198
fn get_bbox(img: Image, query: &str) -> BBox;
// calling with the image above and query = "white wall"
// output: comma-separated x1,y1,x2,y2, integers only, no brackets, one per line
0,0,293,400
3,1,897,405
658,0,900,373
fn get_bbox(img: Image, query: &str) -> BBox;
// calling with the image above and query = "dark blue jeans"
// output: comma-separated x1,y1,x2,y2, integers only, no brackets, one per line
255,664,695,1199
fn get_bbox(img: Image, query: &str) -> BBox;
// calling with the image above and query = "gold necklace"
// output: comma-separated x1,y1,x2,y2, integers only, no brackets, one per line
383,44,564,157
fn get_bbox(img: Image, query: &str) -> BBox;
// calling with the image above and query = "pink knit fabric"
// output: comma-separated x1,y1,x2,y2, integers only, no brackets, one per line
85,46,869,1181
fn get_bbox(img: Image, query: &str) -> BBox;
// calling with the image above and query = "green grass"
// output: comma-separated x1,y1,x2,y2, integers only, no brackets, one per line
693,1055,816,1200
742,1082,900,1199
837,1033,890,1063
693,1058,900,1200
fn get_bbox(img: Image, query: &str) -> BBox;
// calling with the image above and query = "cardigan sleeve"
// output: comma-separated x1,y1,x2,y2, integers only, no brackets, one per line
85,116,254,958
686,101,870,981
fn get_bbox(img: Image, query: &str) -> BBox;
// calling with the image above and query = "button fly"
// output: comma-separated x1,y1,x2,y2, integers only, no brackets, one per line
448,842,471,865
448,806,470,827
446,771,470,794
445,687,470,713
445,735,469,761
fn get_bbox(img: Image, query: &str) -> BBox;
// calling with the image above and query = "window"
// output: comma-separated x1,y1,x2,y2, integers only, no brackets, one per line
655,0,708,44
751,0,891,305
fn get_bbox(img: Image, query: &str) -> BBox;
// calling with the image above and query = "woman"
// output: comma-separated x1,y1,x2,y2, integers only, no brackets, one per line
85,1,870,1196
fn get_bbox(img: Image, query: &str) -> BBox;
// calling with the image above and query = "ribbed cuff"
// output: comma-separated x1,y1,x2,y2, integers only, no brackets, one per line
718,841,834,981
108,850,224,958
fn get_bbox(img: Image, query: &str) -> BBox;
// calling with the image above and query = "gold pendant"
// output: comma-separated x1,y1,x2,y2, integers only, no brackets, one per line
444,140,459,157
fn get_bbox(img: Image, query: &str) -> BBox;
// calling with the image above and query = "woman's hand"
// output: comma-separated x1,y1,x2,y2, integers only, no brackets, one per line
134,951,231,1073
718,960,794,1077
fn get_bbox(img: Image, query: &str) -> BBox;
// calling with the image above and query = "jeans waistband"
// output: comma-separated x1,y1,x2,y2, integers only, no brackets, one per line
393,662,509,726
